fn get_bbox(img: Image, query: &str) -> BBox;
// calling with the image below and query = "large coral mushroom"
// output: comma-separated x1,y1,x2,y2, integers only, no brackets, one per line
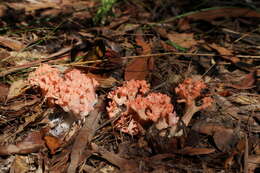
28,64,99,119
106,80,179,135
175,78,213,127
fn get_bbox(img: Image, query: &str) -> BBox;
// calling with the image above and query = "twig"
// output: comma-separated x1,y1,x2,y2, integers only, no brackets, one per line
244,134,248,173
120,52,260,59
0,46,72,77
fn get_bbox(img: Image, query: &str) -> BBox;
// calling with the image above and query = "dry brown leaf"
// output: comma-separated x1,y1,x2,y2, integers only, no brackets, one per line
124,31,153,80
0,131,45,155
44,136,62,155
225,71,256,89
7,79,28,101
7,2,59,12
193,122,239,152
91,143,139,173
179,146,215,155
186,7,260,21
208,43,240,63
0,4,7,17
228,94,259,105
213,128,238,152
86,73,117,88
10,155,29,173
67,97,103,173
214,94,241,120
248,155,260,173
178,18,191,31
167,32,198,49
0,83,9,102
0,36,26,51
0,98,39,111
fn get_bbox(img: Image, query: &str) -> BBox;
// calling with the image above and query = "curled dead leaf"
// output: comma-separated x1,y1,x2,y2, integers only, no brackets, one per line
0,131,45,156
7,79,29,101
179,146,215,155
86,73,117,88
10,155,29,173
44,136,62,154
0,36,25,51
193,122,239,152
225,71,256,89
125,31,154,80
208,43,240,63
0,83,9,102
167,32,200,49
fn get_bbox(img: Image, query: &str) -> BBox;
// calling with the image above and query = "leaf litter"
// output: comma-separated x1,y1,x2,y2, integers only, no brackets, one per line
0,0,259,173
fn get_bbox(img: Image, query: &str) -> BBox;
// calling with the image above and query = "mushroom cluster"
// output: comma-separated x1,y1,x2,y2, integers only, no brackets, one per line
28,64,99,119
175,78,213,127
107,80,179,135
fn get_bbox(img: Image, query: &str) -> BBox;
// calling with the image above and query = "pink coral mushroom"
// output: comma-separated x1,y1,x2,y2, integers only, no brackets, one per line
175,77,213,127
107,80,179,135
28,64,99,119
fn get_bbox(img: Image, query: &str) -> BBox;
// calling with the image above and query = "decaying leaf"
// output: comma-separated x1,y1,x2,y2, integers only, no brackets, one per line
67,97,103,173
0,97,39,111
0,83,9,102
225,71,256,89
91,143,139,173
178,146,215,155
124,30,154,80
7,79,28,101
248,155,260,173
44,136,62,154
6,1,60,12
208,43,240,63
192,122,239,152
167,32,199,49
86,73,117,88
186,7,260,21
213,94,240,120
0,36,26,51
0,131,45,156
10,155,29,173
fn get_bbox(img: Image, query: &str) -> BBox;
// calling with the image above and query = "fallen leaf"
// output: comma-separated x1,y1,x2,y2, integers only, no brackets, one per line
178,18,191,31
213,94,241,120
48,149,70,173
179,146,215,155
186,7,260,21
91,143,139,173
124,31,153,80
228,93,259,105
208,43,240,63
0,4,7,17
86,73,117,88
67,97,103,173
192,122,239,152
0,36,26,51
0,131,45,155
7,79,28,101
0,97,39,111
6,2,59,12
248,155,260,173
0,83,9,102
44,136,62,154
10,155,29,173
225,71,256,89
213,128,238,152
167,32,198,49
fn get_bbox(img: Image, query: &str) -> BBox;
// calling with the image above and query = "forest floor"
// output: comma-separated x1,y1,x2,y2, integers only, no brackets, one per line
0,0,259,172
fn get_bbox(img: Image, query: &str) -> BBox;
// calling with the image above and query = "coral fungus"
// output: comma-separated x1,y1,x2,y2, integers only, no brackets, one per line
175,77,213,127
107,80,179,135
28,64,99,119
